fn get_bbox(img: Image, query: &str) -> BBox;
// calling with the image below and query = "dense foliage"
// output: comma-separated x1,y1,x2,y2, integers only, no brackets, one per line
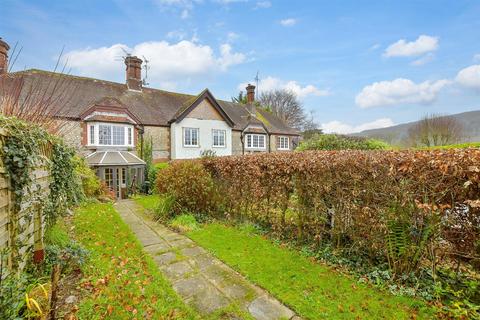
159,150,480,317
0,116,84,318
156,161,218,217
73,156,103,198
297,133,390,151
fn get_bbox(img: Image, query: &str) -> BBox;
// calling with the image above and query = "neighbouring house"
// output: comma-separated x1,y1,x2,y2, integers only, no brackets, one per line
0,37,300,198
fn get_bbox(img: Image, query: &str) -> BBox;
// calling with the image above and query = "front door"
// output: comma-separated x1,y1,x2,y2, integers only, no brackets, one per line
115,168,122,199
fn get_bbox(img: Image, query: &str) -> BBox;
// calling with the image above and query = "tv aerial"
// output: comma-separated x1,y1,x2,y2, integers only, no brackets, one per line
142,55,150,86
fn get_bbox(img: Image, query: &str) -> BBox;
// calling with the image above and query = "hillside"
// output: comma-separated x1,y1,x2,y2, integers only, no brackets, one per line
354,110,480,145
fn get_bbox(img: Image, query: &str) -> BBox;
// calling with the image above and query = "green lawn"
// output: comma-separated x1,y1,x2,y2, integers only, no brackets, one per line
188,223,434,320
73,201,198,319
132,194,160,212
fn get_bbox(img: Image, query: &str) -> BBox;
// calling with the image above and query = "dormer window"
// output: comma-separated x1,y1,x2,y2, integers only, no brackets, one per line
245,134,266,149
87,122,134,147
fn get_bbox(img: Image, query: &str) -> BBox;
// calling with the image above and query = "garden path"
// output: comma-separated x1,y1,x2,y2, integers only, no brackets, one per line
115,200,299,320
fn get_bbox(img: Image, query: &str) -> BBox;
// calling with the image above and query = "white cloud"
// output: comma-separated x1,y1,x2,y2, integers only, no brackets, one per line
411,52,434,66
154,0,201,18
321,118,395,134
455,64,480,89
280,18,296,27
355,78,450,108
474,54,480,62
384,35,439,57
369,43,381,51
64,40,246,90
166,29,187,41
254,1,271,9
226,32,239,43
238,76,330,99
218,44,246,70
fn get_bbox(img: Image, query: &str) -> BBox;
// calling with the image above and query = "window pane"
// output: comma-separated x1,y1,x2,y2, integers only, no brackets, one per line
247,134,252,147
99,125,111,145
89,125,95,144
253,135,258,148
184,128,198,146
184,128,191,145
105,168,113,189
112,126,125,145
259,135,265,148
192,129,198,145
128,128,132,145
213,129,225,147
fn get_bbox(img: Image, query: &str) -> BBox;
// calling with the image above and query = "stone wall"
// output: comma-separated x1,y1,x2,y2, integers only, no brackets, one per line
144,125,170,161
58,120,83,151
232,131,243,155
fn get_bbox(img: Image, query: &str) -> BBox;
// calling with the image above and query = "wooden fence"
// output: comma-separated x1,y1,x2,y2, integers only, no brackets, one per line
0,128,50,277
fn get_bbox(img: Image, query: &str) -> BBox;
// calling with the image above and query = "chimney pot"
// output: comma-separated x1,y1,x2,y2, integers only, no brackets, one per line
125,55,143,91
0,37,10,75
246,83,255,104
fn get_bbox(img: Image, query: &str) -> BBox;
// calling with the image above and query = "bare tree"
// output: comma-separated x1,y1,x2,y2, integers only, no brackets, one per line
0,50,80,134
407,113,464,147
258,89,308,129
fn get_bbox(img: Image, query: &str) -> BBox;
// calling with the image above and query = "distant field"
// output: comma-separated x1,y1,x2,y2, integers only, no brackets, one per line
417,142,480,150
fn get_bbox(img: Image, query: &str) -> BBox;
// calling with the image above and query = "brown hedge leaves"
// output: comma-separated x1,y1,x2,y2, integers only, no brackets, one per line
183,150,479,271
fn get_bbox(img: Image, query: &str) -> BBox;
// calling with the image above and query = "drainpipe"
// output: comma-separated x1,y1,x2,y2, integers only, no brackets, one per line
240,132,245,155
138,125,145,159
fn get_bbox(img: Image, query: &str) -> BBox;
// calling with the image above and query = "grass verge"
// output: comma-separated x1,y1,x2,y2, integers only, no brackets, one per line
73,201,198,319
188,223,434,320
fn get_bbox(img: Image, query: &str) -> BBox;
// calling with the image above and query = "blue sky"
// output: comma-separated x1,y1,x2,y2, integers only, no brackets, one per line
2,0,480,133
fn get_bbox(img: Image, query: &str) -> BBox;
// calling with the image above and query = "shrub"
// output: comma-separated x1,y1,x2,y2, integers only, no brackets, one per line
156,161,219,216
297,133,390,151
73,156,102,198
200,150,480,274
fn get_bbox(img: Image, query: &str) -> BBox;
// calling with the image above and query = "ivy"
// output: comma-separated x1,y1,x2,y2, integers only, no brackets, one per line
47,141,84,226
0,116,82,269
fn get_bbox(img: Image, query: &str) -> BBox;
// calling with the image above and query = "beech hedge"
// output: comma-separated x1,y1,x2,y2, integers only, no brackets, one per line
161,150,480,272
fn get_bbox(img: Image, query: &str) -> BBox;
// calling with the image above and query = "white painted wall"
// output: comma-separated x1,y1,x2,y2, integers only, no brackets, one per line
171,118,232,159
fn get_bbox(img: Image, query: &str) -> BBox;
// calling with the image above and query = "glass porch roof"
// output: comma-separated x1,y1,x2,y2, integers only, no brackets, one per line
86,151,146,166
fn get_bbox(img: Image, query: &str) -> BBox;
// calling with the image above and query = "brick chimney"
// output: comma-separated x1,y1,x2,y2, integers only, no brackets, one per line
125,55,143,91
246,84,256,104
0,37,10,75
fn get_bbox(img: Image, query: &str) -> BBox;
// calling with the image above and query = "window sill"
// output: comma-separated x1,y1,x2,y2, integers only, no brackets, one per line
212,145,226,148
87,144,134,148
183,145,200,148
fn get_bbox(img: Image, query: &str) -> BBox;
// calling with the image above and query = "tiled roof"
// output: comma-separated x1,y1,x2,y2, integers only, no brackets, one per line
4,69,299,135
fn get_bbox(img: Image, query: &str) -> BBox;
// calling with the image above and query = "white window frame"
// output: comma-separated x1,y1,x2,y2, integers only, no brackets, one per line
183,127,200,147
245,134,266,149
212,129,226,148
278,136,289,150
87,122,134,147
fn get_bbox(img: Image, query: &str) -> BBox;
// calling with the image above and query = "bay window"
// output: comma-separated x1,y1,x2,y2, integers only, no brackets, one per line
88,123,134,147
245,134,266,149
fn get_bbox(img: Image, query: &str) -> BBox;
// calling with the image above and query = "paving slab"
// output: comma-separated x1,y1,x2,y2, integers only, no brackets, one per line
248,296,296,320
115,200,299,320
